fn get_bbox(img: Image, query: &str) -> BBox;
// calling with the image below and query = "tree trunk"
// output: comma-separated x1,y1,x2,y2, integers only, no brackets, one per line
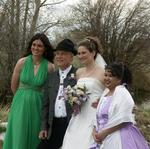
29,0,41,38
21,0,30,51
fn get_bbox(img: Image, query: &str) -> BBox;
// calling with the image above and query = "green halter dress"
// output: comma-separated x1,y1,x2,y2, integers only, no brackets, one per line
3,55,48,149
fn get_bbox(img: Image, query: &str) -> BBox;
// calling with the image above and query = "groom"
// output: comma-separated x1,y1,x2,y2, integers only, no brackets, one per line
37,39,77,149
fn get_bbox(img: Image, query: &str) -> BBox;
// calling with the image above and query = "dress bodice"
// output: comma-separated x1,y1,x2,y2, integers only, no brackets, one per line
77,77,104,103
96,96,112,131
19,55,48,87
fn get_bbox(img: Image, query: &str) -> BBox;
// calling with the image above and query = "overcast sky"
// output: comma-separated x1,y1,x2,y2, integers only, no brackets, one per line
59,0,140,6
53,0,140,15
45,0,143,39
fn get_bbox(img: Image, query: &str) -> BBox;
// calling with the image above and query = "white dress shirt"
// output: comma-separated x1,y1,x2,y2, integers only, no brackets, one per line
54,65,72,118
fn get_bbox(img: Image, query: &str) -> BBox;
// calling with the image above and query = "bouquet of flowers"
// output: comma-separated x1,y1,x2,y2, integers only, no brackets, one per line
64,84,89,115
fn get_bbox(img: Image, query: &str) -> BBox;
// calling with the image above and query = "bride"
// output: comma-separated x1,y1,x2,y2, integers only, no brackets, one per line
62,37,106,149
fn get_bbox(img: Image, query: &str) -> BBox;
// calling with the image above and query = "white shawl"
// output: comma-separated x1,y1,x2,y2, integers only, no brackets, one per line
91,85,135,149
98,85,135,129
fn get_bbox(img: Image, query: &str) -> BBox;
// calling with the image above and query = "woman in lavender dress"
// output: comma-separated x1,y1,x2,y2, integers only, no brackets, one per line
90,62,149,149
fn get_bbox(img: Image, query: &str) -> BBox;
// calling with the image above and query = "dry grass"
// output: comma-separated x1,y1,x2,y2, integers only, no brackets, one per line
0,140,3,149
0,104,9,133
0,103,150,146
0,104,9,123
135,107,150,145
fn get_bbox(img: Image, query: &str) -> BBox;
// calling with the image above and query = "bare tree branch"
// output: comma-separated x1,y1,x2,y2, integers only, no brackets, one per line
41,0,66,7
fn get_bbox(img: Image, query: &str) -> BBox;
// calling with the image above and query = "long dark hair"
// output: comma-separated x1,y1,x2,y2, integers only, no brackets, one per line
22,33,54,62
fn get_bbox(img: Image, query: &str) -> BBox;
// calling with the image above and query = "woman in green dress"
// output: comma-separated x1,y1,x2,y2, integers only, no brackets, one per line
3,33,54,149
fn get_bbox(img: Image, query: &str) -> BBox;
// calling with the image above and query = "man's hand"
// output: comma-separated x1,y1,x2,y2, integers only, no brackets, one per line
39,130,48,139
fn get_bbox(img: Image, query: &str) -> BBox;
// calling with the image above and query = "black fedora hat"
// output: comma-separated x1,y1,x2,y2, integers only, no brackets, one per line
55,39,77,55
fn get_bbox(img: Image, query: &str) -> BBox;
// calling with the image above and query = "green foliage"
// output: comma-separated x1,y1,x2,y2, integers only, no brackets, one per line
0,126,6,133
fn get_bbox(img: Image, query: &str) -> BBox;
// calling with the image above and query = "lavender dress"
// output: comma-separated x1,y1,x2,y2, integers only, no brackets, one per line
90,96,149,149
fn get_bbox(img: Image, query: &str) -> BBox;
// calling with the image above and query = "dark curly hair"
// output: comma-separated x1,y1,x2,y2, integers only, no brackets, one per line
105,62,132,85
22,33,54,62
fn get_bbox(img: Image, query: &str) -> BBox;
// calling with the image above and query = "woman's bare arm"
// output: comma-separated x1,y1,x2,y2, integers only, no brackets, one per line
95,123,126,142
11,58,25,94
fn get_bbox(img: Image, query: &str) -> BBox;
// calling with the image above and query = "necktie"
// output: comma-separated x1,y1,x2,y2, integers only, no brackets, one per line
59,71,65,100
54,71,67,117
60,71,65,85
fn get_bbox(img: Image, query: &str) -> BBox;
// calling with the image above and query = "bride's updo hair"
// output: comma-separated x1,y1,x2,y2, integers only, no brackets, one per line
78,36,103,59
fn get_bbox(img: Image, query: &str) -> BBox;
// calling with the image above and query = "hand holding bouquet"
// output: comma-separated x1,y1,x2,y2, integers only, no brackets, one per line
64,84,89,115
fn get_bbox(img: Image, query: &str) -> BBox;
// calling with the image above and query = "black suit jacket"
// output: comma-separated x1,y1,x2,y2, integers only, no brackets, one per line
41,66,77,138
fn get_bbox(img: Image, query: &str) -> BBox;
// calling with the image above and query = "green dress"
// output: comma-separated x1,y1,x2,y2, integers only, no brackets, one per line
3,55,48,149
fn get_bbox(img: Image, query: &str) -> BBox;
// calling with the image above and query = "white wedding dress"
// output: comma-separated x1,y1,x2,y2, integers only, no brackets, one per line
62,77,104,149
